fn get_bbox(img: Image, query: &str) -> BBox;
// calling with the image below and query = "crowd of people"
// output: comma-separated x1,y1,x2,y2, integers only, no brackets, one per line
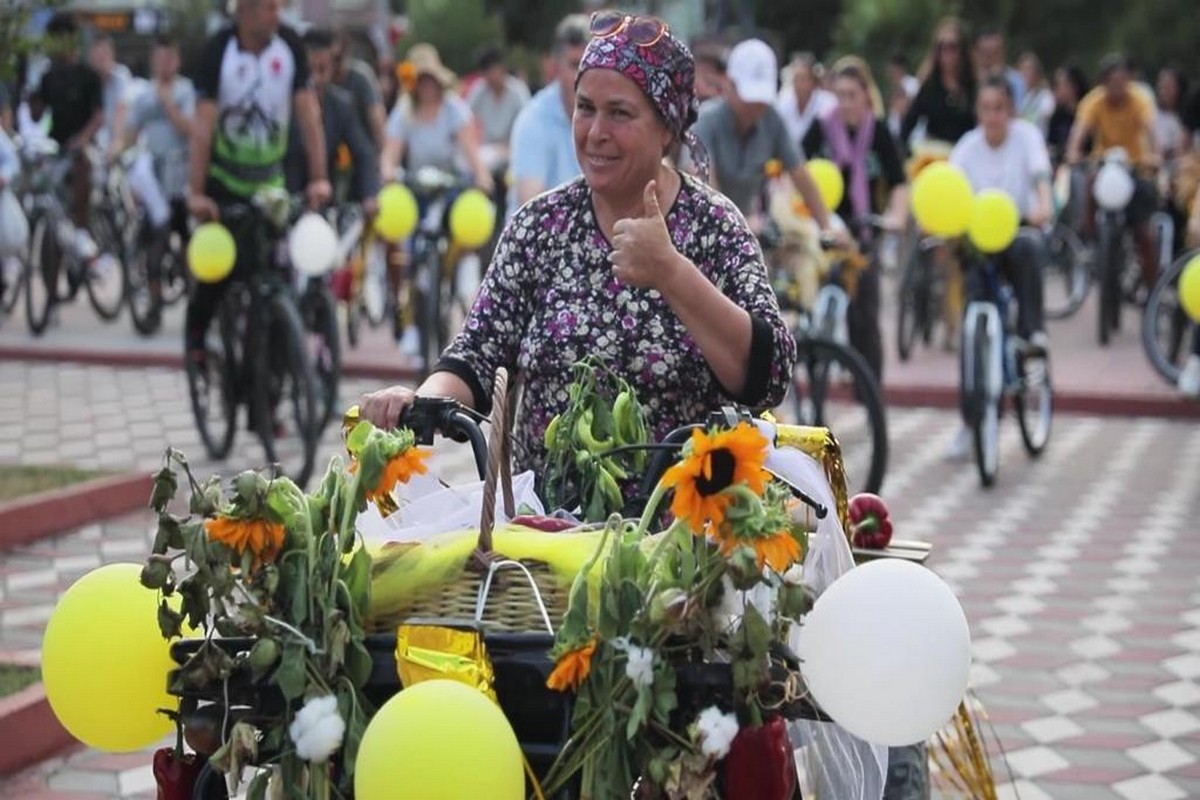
3,3,1200,436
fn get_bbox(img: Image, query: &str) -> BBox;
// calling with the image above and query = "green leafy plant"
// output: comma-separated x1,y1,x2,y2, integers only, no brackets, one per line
141,427,423,799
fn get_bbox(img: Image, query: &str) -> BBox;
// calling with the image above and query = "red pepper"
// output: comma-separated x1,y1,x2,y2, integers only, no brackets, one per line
511,514,577,532
153,747,205,800
848,492,893,549
723,716,796,800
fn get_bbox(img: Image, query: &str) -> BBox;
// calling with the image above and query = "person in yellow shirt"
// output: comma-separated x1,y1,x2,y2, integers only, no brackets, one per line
1066,53,1162,290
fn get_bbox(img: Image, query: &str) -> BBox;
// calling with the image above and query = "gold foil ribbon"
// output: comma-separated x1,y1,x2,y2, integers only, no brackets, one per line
395,621,498,703
773,424,850,534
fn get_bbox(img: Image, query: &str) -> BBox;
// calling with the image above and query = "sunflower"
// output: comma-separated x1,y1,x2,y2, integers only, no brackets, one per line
205,515,286,568
546,638,598,692
716,528,803,573
661,424,770,533
396,60,418,92
351,447,430,504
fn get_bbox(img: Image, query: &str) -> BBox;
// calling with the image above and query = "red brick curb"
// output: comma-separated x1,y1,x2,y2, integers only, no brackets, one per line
885,385,1200,421
0,683,75,777
0,472,152,551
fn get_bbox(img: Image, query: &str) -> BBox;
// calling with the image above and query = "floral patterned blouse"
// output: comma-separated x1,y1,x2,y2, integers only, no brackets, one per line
435,172,797,474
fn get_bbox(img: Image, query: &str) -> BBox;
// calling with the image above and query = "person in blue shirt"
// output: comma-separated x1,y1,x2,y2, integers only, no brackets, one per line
507,14,590,210
973,27,1025,110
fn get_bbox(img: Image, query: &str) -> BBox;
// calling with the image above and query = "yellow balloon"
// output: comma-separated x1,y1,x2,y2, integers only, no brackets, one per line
1180,255,1200,323
967,189,1021,254
807,158,845,212
375,184,418,243
186,223,236,284
42,564,179,752
449,189,496,250
355,679,523,800
912,162,974,237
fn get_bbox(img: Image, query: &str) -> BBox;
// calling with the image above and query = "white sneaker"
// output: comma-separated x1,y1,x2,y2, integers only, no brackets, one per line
397,324,421,356
1178,355,1200,398
1028,331,1050,353
945,426,972,461
73,227,98,261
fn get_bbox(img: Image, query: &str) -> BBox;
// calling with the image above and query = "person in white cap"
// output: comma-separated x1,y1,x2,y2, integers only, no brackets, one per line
690,37,838,240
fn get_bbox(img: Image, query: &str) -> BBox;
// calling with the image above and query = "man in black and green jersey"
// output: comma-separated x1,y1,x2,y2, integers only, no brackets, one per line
185,0,331,356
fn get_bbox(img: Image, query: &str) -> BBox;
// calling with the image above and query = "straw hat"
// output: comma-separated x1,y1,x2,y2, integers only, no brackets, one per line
406,43,456,89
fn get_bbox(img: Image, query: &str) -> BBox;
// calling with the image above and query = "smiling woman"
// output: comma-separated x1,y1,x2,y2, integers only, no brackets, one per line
359,11,797,478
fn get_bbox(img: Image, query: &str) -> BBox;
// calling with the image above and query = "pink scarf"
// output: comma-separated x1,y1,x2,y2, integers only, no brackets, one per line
819,110,876,221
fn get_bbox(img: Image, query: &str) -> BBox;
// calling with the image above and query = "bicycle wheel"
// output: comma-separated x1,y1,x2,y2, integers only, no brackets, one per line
896,245,926,362
1142,249,1196,385
1044,221,1091,320
25,211,60,336
0,255,24,320
191,762,229,800
254,293,319,487
85,207,127,321
186,295,238,460
791,336,888,495
413,246,444,377
1014,350,1053,457
300,280,341,431
1096,221,1119,346
126,224,165,336
963,316,999,488
361,238,390,328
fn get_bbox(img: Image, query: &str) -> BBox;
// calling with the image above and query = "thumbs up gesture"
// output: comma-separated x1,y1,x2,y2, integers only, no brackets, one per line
611,180,679,290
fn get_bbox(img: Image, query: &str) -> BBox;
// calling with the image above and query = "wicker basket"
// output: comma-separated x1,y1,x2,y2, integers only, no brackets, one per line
369,367,571,634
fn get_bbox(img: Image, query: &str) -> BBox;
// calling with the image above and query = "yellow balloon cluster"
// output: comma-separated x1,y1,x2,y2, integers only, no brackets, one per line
449,189,496,250
375,184,418,243
1181,255,1200,322
967,190,1021,254
807,158,845,213
187,223,236,284
42,564,182,752
355,679,524,799
912,163,974,237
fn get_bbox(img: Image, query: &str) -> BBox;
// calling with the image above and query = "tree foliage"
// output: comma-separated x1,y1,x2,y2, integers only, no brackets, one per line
832,0,1200,83
402,0,507,74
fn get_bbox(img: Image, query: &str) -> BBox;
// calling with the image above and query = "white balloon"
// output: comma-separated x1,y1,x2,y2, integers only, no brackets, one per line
1093,162,1134,212
288,212,340,277
796,559,971,747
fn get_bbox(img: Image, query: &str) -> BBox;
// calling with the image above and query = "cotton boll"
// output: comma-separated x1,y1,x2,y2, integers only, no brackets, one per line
289,695,345,763
624,646,656,689
696,706,739,760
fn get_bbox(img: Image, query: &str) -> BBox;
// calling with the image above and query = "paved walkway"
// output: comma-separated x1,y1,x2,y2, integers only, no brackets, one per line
0,358,1198,798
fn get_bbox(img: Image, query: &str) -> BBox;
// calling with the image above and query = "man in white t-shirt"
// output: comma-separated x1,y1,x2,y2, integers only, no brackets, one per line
775,52,836,149
951,74,1050,345
946,75,1051,459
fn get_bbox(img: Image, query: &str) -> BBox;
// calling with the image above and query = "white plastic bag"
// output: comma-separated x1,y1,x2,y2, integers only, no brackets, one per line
356,470,545,548
0,189,29,259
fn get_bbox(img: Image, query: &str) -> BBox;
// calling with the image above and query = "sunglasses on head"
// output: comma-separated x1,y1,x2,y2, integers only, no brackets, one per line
590,10,669,48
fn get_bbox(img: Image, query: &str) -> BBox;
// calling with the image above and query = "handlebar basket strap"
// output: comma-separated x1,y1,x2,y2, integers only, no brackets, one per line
370,368,571,634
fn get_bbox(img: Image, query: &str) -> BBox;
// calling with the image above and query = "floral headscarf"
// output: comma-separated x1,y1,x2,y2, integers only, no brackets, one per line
577,20,709,180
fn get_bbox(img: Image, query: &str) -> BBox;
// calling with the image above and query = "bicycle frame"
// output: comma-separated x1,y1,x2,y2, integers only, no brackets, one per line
961,257,1013,413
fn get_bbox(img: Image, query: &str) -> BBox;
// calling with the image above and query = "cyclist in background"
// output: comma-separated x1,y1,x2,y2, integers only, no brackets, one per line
901,17,976,150
690,38,837,237
972,27,1024,109
29,13,105,261
947,76,1052,457
332,30,386,151
467,45,530,222
117,33,195,308
1066,53,1162,291
89,36,133,163
776,52,836,149
185,0,330,361
508,14,590,208
285,28,379,214
802,61,909,381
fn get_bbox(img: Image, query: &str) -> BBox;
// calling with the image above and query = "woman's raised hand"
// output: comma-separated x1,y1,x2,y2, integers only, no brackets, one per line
610,180,681,291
